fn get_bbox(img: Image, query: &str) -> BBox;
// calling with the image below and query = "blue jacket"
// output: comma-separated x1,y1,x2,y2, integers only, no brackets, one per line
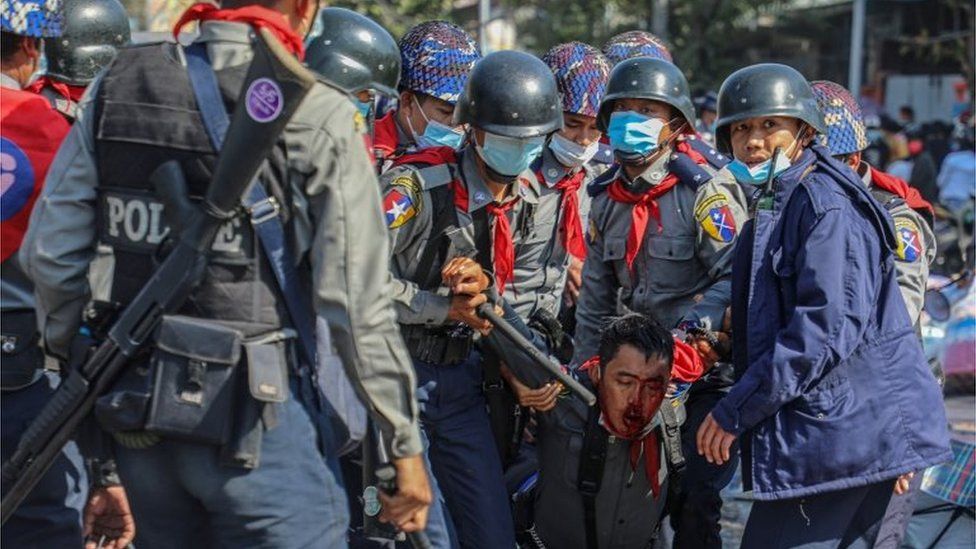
713,145,951,501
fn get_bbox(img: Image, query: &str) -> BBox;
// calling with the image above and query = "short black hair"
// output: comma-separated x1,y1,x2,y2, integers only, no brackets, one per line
1,31,25,63
597,314,673,370
899,105,915,118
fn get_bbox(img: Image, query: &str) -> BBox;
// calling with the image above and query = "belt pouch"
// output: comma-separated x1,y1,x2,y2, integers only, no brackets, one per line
220,334,290,469
144,315,243,445
0,310,44,390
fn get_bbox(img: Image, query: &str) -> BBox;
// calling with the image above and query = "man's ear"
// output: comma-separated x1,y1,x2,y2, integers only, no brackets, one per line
587,364,601,387
399,91,415,118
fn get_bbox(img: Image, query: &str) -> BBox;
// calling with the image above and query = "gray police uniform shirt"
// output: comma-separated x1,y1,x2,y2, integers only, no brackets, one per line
381,145,538,326
863,167,936,323
19,21,423,458
507,147,595,320
573,148,748,364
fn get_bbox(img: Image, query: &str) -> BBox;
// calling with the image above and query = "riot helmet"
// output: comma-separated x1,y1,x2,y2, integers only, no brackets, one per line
715,63,826,153
596,56,695,132
542,41,611,119
810,80,869,157
1,0,63,37
454,50,563,139
45,0,128,86
305,8,400,98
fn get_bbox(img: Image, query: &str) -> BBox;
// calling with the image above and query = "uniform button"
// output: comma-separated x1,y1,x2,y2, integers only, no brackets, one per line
618,519,625,525
816,413,825,420
548,168,559,178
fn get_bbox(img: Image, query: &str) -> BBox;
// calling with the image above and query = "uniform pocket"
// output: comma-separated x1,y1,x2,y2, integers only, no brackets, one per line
644,235,696,293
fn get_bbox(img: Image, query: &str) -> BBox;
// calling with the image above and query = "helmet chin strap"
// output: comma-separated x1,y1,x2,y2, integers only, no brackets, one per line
618,121,686,167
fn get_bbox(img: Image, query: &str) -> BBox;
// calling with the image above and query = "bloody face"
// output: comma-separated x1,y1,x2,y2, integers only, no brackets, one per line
597,344,670,437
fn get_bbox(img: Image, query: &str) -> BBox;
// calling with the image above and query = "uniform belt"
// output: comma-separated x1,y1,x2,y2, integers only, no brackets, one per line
400,324,473,365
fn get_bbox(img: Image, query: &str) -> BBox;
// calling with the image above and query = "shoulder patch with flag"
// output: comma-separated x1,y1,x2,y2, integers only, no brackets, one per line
384,175,421,229
694,193,736,243
895,217,922,263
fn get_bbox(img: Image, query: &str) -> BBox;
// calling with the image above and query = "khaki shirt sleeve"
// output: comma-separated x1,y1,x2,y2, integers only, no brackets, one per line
20,79,101,360
303,92,422,457
684,168,749,329
571,197,619,366
379,167,451,326
891,205,936,323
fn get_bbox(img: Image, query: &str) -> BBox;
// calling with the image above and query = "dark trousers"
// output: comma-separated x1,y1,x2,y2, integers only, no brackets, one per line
671,372,739,549
1,372,88,547
741,479,895,549
415,352,517,549
115,377,349,548
874,472,923,548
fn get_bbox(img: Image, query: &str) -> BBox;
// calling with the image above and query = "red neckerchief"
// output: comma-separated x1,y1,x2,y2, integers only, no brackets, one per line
392,145,457,168
26,77,87,102
607,141,706,269
373,112,400,161
577,337,703,499
173,3,306,60
550,168,587,260
452,180,519,294
869,165,934,216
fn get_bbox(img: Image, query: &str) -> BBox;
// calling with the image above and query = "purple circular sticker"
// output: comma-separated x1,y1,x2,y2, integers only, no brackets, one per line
245,78,283,123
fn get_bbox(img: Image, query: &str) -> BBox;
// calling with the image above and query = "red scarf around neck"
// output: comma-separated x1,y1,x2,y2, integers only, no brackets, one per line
452,180,519,294
868,165,934,216
551,169,587,260
173,3,306,60
607,141,707,269
26,77,87,103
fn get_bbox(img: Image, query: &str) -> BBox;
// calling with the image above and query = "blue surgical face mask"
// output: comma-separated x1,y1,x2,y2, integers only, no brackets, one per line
548,132,600,168
607,111,668,158
408,95,466,150
727,153,793,185
476,132,545,177
354,98,373,121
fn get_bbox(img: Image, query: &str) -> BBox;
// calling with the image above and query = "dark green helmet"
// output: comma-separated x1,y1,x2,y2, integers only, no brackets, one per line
596,56,695,132
714,63,826,153
45,0,129,86
454,50,563,139
305,8,400,98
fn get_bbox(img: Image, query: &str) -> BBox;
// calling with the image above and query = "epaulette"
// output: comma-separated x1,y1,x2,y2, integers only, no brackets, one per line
587,166,618,197
591,142,615,165
869,187,905,213
392,147,460,190
684,135,731,169
669,152,713,191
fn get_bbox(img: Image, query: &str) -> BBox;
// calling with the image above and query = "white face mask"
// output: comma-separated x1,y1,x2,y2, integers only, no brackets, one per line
548,132,600,168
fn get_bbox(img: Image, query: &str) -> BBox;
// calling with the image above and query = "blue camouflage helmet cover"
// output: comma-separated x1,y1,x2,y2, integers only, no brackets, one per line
1,0,62,37
542,42,611,119
602,30,672,65
810,80,869,156
398,20,480,105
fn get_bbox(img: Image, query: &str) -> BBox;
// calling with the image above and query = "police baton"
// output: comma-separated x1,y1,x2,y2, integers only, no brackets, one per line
374,432,433,549
476,300,597,406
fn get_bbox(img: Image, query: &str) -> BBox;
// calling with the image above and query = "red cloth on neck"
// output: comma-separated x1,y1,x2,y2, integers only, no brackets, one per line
551,169,587,260
26,77,87,103
373,112,400,161
869,165,934,216
451,180,518,294
607,141,707,269
173,3,306,60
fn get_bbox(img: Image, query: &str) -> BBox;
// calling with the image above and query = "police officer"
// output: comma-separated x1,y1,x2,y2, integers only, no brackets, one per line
694,91,718,145
602,30,672,66
305,8,399,139
507,42,610,352
28,0,129,121
20,0,431,546
699,64,951,548
811,79,937,549
380,50,562,549
0,1,94,546
373,21,480,171
570,56,746,549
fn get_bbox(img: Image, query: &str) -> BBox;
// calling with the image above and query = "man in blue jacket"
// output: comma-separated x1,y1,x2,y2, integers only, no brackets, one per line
696,63,952,548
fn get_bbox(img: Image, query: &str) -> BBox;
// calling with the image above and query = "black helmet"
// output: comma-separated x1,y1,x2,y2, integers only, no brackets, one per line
46,0,130,86
596,56,695,132
714,63,826,153
305,8,400,98
453,50,562,139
